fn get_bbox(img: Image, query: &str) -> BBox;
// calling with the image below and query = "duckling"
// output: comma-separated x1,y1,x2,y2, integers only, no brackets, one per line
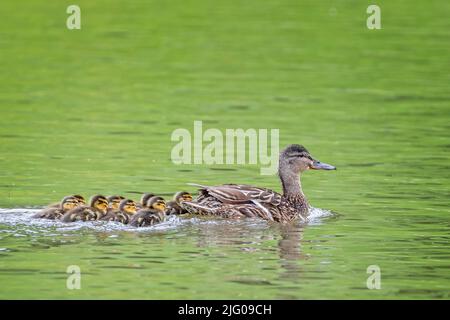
33,196,80,220
137,192,155,210
100,199,137,224
100,195,127,222
46,194,86,208
129,196,166,227
60,195,108,222
165,191,193,215
107,195,125,211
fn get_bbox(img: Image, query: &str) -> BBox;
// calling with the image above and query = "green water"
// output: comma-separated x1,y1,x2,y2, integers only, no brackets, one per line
0,0,449,299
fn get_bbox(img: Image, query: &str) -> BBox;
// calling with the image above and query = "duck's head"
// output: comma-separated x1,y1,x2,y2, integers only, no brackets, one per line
60,196,79,211
89,195,109,214
119,199,138,215
72,195,86,206
174,191,193,204
140,193,155,207
107,195,125,210
279,144,336,175
146,196,166,212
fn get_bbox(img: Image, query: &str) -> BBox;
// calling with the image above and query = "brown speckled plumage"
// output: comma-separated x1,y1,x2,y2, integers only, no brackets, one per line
182,144,335,223
129,196,166,227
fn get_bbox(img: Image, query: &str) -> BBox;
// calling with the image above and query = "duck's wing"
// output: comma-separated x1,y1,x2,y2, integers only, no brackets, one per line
190,183,282,206
182,197,281,221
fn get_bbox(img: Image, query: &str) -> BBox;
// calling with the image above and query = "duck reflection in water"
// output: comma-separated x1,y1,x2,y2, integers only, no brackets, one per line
190,219,307,281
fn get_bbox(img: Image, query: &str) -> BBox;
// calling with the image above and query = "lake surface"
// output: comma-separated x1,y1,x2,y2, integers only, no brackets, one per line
0,0,449,299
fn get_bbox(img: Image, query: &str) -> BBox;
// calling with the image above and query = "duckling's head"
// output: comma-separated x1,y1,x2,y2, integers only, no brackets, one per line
107,195,125,210
174,191,193,204
60,196,79,211
140,193,155,207
279,144,336,175
119,199,138,215
146,196,166,212
72,195,86,206
90,195,109,213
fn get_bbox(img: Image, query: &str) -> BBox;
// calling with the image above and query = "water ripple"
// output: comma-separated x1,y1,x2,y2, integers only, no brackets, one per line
0,207,334,237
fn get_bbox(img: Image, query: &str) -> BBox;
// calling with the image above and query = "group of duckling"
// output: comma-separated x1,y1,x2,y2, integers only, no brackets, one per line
32,191,193,227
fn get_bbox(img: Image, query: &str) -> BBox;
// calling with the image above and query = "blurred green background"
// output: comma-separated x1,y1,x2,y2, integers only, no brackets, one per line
0,0,449,299
1,0,447,208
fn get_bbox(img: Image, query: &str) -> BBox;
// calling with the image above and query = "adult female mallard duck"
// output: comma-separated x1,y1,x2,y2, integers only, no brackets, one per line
100,199,137,224
32,196,80,220
60,195,109,222
181,144,336,223
165,191,193,215
129,196,166,227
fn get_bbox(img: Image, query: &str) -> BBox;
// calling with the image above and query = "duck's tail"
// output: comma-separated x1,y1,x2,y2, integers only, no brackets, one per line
186,183,210,189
